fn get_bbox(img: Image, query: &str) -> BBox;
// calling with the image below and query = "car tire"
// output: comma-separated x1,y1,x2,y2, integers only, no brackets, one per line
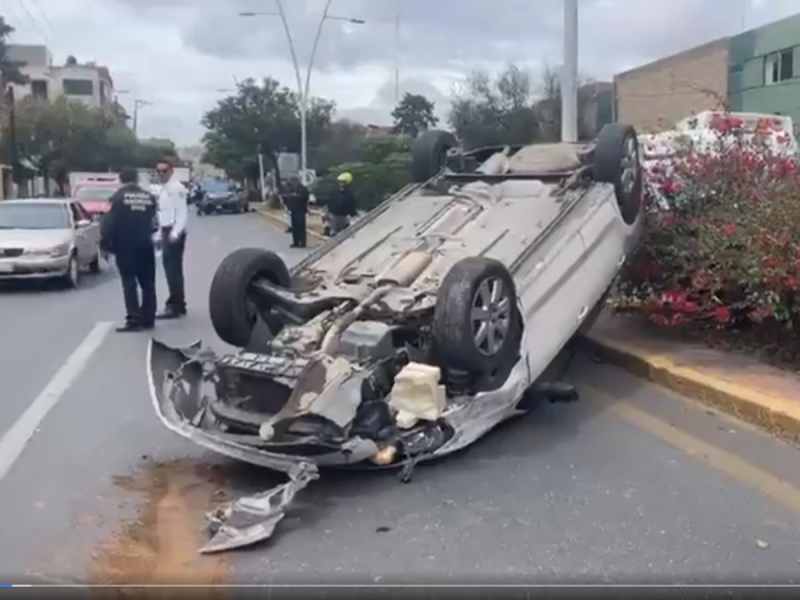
411,130,459,183
60,253,80,289
197,207,205,216
208,247,292,347
593,123,643,226
432,256,523,374
88,252,101,274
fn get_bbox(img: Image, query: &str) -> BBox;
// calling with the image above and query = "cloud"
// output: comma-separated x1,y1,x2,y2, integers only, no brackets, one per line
6,0,799,145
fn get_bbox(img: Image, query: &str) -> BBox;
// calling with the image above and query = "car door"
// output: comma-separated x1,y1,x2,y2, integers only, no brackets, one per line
69,202,91,265
76,202,100,260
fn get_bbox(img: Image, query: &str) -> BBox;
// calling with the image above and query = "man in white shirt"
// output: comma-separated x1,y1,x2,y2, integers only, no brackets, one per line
154,158,189,319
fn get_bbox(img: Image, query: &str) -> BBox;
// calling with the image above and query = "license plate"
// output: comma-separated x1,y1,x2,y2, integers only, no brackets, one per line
216,205,223,210
0,264,14,273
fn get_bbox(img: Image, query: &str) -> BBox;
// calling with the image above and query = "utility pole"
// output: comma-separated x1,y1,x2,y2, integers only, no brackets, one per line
394,3,401,104
131,99,152,138
560,0,579,143
5,85,20,194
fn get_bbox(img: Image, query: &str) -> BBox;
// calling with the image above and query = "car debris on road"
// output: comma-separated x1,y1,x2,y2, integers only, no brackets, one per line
147,123,645,553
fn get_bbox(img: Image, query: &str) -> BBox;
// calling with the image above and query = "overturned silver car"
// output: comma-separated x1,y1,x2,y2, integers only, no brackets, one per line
147,123,644,553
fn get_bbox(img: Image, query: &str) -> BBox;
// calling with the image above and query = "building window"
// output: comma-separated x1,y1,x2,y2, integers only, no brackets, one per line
62,78,94,96
31,80,48,100
764,49,794,85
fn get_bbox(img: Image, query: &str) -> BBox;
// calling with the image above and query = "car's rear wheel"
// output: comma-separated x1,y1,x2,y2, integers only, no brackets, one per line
411,130,458,183
209,248,291,347
432,256,523,375
593,123,643,225
88,252,101,274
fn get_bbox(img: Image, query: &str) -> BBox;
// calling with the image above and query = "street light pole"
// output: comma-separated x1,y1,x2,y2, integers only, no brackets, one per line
240,2,365,184
561,0,579,143
132,99,152,138
394,2,401,104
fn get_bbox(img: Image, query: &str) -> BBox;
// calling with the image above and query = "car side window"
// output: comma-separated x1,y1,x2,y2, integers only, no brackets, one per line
70,202,88,223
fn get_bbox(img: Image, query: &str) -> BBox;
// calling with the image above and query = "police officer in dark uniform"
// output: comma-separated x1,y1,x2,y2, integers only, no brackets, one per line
283,177,310,248
100,168,158,333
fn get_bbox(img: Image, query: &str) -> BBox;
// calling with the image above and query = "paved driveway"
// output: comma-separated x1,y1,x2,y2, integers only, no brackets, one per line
0,212,798,585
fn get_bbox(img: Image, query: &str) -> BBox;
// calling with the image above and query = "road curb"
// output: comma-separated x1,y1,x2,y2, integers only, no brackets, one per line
584,333,800,445
255,207,327,243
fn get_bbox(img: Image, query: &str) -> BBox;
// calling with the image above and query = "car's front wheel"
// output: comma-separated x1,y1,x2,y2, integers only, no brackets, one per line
60,253,80,289
208,248,292,347
432,256,523,376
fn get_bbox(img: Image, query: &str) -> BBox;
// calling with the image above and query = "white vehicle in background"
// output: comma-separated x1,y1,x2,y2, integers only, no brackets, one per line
0,199,101,288
640,111,798,208
68,171,120,194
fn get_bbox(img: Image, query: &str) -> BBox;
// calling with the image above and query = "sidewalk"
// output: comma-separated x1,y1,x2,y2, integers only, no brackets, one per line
256,206,327,245
254,205,800,443
586,313,800,444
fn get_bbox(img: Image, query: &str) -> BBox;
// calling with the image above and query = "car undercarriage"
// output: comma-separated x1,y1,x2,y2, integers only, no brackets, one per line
147,123,644,553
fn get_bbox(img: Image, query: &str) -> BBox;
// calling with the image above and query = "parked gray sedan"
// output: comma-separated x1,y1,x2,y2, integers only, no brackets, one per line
0,198,101,288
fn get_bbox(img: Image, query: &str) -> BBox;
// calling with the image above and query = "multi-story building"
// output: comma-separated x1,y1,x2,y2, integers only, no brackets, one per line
6,44,115,109
613,12,800,132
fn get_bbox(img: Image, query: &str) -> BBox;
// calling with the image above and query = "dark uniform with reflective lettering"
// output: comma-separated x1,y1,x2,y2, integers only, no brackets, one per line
101,183,158,329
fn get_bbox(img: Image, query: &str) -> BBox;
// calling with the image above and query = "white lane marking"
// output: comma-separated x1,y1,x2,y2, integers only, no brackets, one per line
0,321,113,481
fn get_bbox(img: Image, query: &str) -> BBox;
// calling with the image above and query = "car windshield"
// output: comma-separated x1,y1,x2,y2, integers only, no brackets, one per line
202,181,232,194
74,186,118,201
0,203,70,230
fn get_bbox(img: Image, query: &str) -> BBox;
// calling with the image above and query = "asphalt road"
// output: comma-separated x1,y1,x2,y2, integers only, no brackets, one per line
0,211,799,586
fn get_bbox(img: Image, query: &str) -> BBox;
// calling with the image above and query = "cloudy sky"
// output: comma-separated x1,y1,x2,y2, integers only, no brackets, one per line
6,0,799,145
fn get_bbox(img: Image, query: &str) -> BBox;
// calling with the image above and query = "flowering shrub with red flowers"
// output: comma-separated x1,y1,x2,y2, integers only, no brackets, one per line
615,113,800,334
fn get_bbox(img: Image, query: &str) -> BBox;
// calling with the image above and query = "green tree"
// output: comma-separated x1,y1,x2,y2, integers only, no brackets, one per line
201,77,334,183
314,136,412,212
391,92,438,137
134,138,178,167
310,119,366,173
0,97,149,192
530,63,600,141
0,17,27,85
448,63,541,149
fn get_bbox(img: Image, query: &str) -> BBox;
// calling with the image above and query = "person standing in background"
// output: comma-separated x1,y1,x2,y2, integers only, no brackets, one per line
284,177,310,248
100,168,158,332
154,158,189,319
326,172,357,236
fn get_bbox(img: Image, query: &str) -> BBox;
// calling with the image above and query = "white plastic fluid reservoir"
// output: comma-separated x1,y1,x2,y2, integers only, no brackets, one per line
388,362,446,429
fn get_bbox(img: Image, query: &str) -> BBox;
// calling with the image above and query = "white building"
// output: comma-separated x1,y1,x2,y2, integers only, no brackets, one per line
6,44,115,109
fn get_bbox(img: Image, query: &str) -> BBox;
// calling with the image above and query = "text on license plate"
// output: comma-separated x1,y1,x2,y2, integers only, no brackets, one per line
0,263,14,273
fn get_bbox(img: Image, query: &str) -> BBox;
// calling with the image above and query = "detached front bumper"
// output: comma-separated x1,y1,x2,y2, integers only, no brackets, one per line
146,338,379,470
146,338,380,553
